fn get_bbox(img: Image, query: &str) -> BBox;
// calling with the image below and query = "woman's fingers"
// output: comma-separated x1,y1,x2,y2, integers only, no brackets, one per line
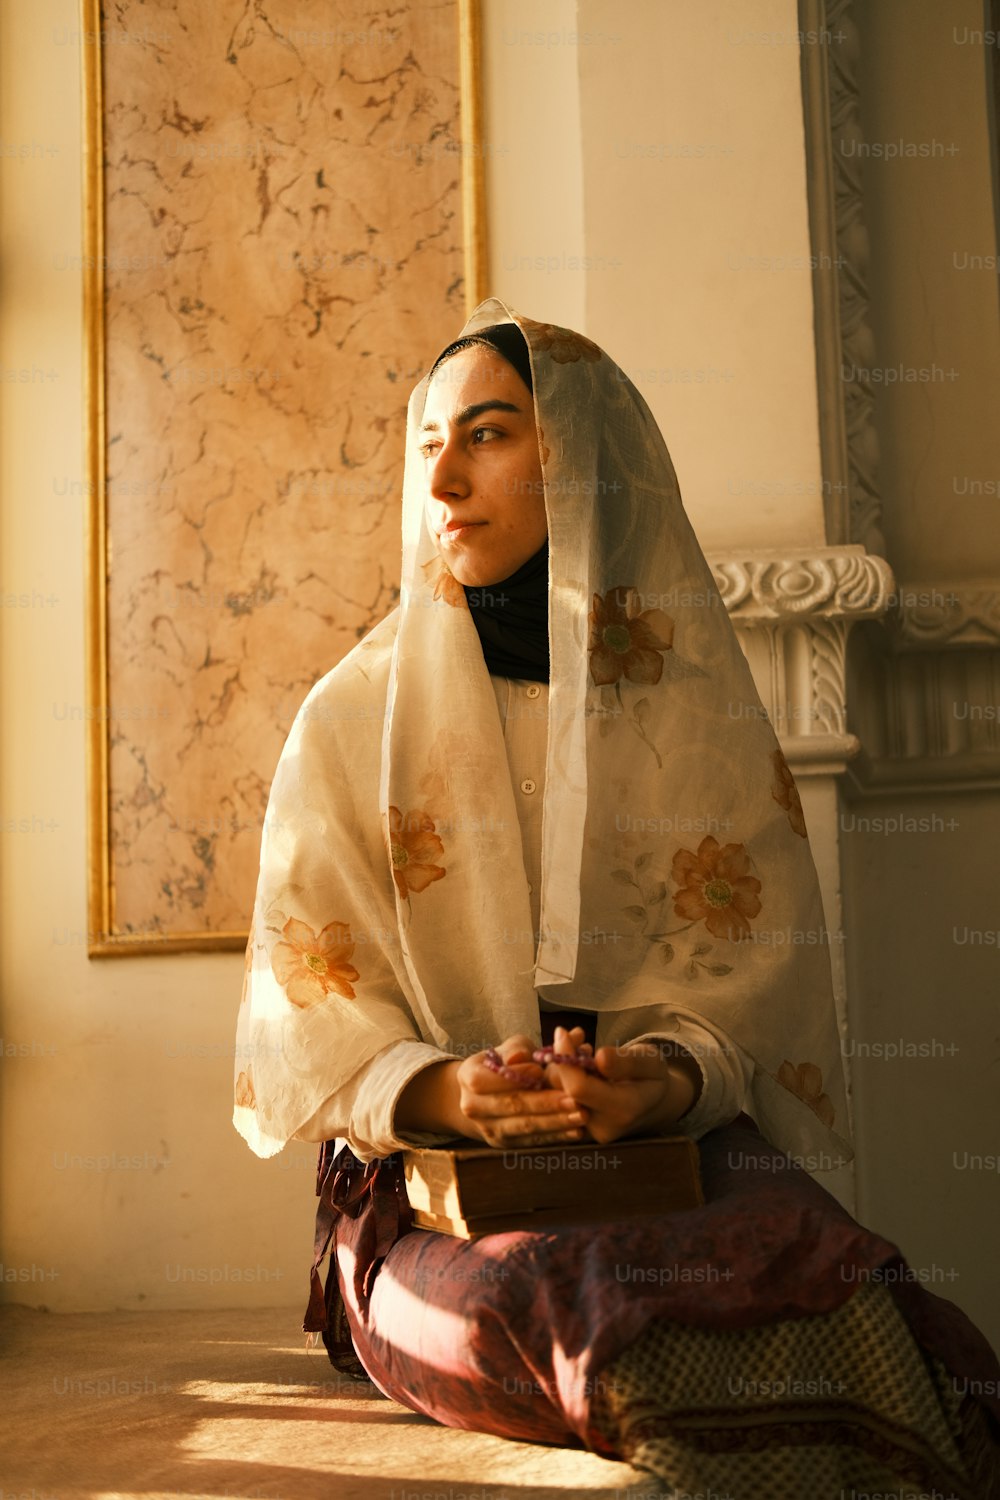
499,1119,587,1143
493,1027,590,1068
473,1058,542,1091
552,1024,586,1056
541,1060,586,1097
545,1071,608,1110
472,1114,589,1147
462,1075,589,1147
478,1123,588,1147
459,1045,541,1095
464,1086,586,1123
496,1033,539,1063
594,1044,666,1081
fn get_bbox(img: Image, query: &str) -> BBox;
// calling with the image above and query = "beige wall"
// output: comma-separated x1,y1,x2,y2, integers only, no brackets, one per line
842,788,1000,1343
482,0,586,332
856,0,1000,583
0,1,316,1311
485,0,827,551
2,0,998,1358
580,0,829,552
843,0,1000,1351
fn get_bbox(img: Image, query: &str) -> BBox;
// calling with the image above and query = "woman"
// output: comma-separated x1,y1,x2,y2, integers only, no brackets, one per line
235,300,999,1496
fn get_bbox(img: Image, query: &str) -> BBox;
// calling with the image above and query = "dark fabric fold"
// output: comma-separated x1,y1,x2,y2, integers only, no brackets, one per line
464,540,549,682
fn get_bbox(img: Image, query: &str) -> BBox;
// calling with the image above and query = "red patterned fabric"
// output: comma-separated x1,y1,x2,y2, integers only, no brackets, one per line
304,1114,1000,1465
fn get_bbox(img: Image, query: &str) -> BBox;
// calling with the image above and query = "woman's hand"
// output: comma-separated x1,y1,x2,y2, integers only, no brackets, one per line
456,1031,590,1148
395,1030,591,1148
542,1026,702,1145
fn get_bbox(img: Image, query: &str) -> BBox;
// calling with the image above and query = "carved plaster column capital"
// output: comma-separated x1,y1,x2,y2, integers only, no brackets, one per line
710,546,895,776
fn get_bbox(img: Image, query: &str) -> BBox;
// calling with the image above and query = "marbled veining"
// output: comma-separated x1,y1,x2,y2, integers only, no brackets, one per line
101,0,466,939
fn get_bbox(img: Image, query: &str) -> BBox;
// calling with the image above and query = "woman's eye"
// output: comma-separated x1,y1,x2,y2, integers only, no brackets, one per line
420,427,501,457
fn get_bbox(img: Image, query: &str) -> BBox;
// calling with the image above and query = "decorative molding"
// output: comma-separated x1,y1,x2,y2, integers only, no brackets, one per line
719,559,1000,788
798,0,885,554
711,546,893,779
845,628,1000,793
847,747,1000,795
884,583,1000,650
791,0,1000,792
809,617,851,736
784,733,861,775
708,545,894,620
731,616,859,778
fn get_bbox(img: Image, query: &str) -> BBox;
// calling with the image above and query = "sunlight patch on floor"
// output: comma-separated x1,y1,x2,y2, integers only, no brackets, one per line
174,1413,646,1489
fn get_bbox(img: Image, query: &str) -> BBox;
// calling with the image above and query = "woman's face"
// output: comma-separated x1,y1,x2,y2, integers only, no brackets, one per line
419,344,546,587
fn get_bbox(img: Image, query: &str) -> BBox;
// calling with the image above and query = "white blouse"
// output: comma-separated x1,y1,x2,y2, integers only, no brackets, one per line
295,676,753,1159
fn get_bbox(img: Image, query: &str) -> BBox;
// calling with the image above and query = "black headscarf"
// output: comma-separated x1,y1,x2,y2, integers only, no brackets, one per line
429,321,535,400
431,324,549,682
464,540,549,683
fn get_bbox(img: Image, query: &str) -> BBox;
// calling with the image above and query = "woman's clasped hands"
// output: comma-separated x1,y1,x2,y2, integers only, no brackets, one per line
456,1030,589,1148
457,1025,701,1148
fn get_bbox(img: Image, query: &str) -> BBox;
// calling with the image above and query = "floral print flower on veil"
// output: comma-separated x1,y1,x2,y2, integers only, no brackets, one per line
519,317,603,365
771,747,807,838
388,806,446,898
671,835,762,942
421,555,466,608
777,1060,835,1128
239,920,255,1008
589,587,675,687
270,917,360,1006
235,1069,256,1109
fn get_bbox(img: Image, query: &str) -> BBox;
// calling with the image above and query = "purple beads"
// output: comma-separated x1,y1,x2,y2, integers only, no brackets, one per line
482,1046,606,1089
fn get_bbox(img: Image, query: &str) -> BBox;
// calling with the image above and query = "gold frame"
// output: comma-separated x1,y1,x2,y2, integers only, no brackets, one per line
82,0,487,956
459,0,489,317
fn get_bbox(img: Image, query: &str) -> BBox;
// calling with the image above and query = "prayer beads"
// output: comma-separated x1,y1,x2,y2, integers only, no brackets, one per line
482,1046,606,1089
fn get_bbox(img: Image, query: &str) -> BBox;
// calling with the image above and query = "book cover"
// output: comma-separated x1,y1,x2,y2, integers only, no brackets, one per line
402,1135,703,1239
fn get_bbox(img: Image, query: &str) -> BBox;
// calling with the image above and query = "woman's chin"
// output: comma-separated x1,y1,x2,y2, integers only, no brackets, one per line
443,558,509,589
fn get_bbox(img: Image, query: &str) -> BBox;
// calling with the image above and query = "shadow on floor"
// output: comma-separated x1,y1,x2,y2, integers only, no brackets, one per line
0,1303,654,1499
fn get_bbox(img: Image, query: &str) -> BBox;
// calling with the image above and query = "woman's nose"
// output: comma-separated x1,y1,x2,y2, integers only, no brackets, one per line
428,441,470,501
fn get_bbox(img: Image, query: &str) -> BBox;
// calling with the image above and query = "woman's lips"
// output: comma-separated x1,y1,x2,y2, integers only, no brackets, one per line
439,521,486,542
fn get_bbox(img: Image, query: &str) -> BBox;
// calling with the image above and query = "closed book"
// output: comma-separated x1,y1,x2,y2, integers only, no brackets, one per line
402,1135,703,1239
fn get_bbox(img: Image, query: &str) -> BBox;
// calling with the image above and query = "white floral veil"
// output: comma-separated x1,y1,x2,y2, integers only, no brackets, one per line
234,297,852,1166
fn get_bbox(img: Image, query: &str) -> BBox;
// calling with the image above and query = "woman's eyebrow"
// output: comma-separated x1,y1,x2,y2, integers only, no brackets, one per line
419,399,523,434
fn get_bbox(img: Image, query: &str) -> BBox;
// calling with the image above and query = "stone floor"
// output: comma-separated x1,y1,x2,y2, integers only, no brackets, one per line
0,1304,655,1500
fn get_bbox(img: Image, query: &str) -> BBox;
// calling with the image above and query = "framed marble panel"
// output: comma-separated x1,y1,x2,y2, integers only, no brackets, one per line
83,0,486,954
